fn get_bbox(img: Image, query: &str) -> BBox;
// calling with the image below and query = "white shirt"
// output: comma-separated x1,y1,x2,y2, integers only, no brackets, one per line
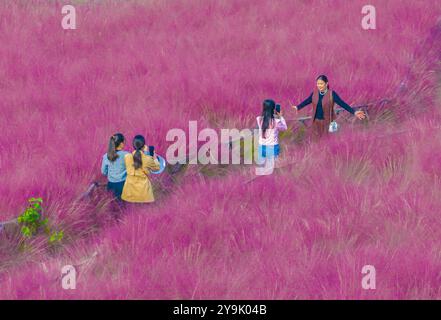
256,116,287,145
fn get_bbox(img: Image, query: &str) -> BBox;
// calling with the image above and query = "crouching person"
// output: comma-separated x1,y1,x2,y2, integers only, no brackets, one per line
122,135,160,203
101,133,129,201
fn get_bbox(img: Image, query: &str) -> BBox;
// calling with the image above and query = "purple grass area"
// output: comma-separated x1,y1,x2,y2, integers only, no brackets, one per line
0,0,440,299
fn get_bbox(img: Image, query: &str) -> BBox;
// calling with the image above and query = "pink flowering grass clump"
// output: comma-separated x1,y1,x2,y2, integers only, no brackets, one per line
0,0,441,299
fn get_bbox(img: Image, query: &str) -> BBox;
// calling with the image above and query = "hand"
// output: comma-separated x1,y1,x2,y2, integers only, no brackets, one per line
276,110,283,117
292,105,298,116
355,110,366,120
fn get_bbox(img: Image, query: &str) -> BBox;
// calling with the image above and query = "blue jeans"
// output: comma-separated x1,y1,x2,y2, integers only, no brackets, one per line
107,181,126,201
258,144,280,162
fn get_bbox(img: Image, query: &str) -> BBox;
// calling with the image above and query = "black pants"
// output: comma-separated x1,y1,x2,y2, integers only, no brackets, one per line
107,181,126,201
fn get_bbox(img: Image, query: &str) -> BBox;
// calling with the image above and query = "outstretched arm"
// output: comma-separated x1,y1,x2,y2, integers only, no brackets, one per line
295,92,313,110
333,91,355,114
333,91,366,119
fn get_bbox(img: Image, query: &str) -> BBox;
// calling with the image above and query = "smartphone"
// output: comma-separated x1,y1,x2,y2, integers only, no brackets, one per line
148,146,155,156
275,104,281,113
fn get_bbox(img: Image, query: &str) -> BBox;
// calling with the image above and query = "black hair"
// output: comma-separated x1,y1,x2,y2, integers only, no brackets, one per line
261,99,276,138
132,135,146,170
316,74,330,89
107,133,125,162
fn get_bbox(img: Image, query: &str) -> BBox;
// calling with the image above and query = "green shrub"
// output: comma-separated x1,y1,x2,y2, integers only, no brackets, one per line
17,197,63,246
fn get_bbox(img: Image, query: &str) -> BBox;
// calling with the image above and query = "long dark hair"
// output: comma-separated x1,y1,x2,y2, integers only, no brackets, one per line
316,74,330,89
132,135,146,170
107,133,125,162
261,99,276,138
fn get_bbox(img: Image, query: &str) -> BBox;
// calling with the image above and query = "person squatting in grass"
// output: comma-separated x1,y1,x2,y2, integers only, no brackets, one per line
256,99,288,175
121,135,161,203
292,75,366,140
101,133,129,201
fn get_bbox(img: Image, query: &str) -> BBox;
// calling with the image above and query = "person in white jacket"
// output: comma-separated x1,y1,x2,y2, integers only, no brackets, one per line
256,99,287,175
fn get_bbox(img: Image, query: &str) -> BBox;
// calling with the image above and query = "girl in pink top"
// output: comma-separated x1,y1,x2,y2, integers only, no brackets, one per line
256,99,287,172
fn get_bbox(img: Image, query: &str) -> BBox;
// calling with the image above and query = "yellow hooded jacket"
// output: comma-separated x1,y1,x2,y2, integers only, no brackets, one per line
121,151,160,203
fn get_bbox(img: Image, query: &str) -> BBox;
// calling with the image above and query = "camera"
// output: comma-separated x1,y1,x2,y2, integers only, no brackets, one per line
148,145,155,156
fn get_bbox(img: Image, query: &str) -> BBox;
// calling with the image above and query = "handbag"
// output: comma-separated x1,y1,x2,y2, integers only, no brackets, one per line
328,120,339,133
328,90,338,133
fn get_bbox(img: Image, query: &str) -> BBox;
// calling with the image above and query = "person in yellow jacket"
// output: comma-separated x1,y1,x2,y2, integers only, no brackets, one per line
121,135,161,203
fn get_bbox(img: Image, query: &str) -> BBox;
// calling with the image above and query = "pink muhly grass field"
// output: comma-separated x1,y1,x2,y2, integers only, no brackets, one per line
0,0,440,299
